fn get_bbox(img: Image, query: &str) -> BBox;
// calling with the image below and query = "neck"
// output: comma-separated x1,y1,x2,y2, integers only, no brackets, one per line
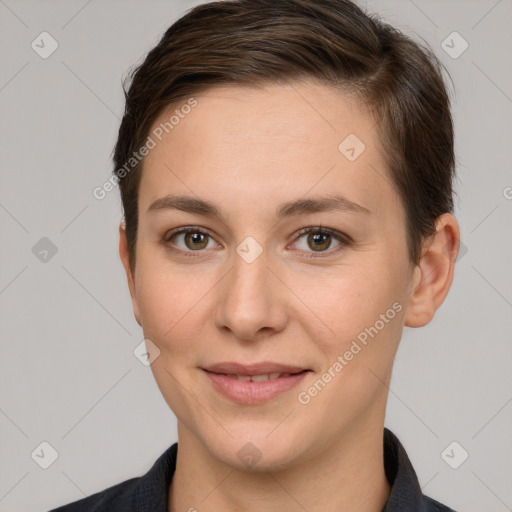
168,421,390,512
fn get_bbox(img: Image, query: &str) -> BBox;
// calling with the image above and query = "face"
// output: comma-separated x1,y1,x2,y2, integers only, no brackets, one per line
122,80,420,470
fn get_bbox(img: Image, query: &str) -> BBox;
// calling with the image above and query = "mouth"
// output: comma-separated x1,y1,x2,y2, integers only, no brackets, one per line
202,362,312,404
211,371,307,382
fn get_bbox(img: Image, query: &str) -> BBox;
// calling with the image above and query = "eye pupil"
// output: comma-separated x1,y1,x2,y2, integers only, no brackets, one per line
308,232,330,251
185,231,208,250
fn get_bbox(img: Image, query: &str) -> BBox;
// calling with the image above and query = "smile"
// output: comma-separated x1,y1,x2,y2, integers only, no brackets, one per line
203,368,310,404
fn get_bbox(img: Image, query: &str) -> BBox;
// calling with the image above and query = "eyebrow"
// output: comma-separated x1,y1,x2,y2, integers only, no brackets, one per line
147,193,371,220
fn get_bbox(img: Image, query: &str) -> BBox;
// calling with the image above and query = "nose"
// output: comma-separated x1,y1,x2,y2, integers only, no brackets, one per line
214,246,288,342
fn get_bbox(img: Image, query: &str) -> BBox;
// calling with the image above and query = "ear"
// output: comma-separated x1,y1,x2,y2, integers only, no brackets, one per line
404,213,461,328
119,222,142,326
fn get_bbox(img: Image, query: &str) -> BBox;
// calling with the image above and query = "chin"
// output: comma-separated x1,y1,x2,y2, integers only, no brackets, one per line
200,426,305,473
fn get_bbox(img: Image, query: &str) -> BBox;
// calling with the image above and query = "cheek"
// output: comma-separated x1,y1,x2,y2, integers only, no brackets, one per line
135,258,206,355
305,268,404,410
296,259,406,387
297,264,398,336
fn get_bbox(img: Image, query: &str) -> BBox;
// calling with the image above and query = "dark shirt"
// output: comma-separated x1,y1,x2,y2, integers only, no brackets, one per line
48,428,456,511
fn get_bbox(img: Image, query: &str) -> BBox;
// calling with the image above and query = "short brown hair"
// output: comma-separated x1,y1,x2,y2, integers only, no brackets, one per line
113,0,456,270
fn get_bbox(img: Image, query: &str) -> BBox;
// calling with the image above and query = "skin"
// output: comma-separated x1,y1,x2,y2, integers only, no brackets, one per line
118,79,460,512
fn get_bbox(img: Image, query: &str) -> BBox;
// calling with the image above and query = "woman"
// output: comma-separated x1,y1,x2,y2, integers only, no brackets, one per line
51,0,460,510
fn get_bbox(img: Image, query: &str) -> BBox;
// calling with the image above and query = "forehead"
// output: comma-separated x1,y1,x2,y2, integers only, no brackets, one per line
139,80,400,222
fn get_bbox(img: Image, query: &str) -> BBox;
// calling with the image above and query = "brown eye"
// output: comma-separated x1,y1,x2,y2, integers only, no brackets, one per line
165,227,216,253
292,227,349,257
306,232,331,251
182,231,209,250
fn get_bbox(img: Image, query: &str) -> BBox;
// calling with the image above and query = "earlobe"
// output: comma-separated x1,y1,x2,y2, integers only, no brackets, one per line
404,213,460,328
118,222,142,327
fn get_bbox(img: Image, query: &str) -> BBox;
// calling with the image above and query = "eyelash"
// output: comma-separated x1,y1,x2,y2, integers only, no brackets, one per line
163,225,351,259
293,226,350,258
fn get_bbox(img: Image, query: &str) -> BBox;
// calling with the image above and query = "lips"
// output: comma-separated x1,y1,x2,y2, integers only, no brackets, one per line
203,361,308,375
202,361,311,404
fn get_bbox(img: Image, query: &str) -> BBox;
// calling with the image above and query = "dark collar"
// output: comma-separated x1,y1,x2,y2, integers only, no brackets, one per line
382,428,430,511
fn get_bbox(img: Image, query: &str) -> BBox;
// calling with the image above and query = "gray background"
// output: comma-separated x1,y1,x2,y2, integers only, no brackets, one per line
0,0,511,510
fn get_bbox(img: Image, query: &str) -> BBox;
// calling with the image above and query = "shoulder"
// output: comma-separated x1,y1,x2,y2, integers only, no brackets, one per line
48,442,178,512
